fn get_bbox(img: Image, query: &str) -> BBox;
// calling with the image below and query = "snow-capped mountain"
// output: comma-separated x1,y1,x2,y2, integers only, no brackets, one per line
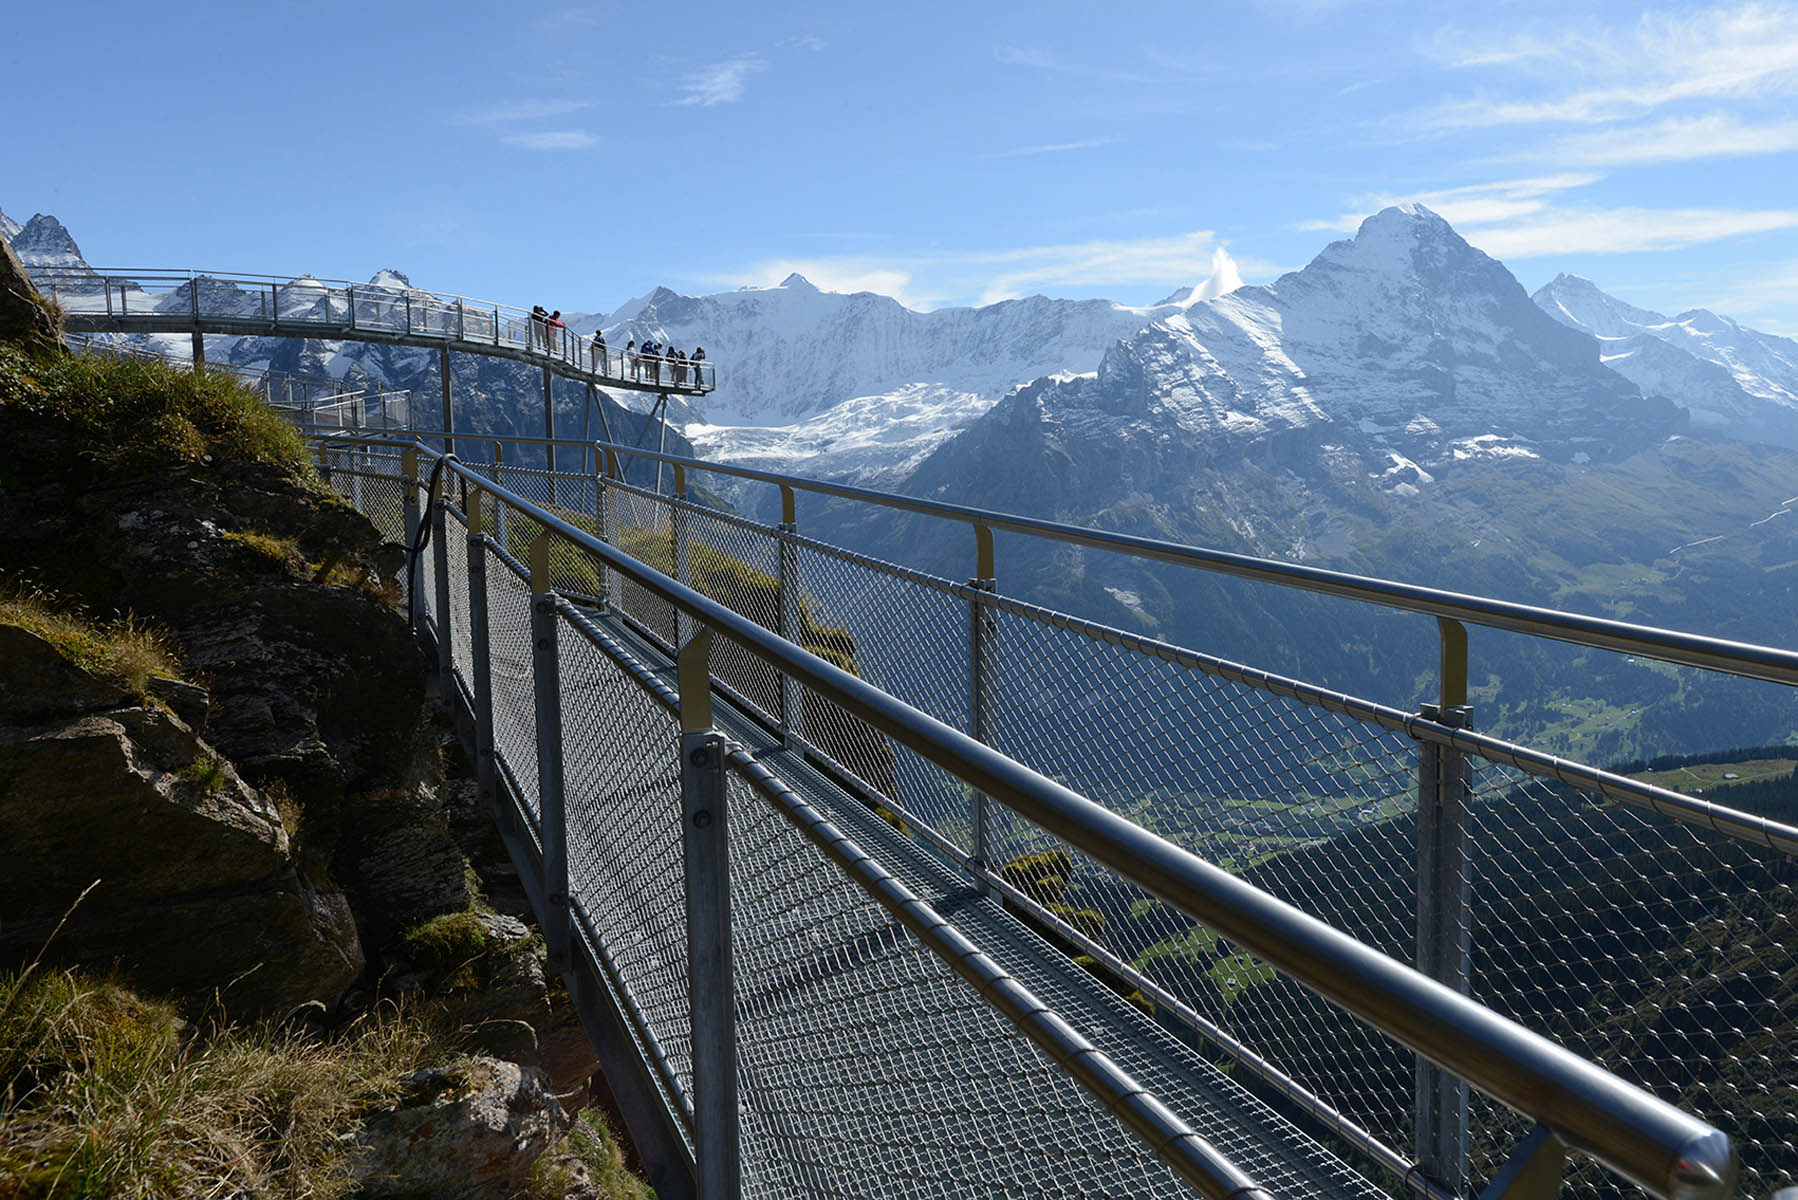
4,212,91,271
1533,274,1798,449
906,205,1676,526
574,273,1221,483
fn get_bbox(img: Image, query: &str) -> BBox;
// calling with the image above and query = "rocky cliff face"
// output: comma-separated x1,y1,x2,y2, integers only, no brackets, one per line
0,385,475,1015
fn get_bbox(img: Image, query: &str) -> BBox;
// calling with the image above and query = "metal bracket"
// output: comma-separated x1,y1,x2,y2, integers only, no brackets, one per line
1438,617,1468,709
780,484,796,527
677,627,714,735
973,522,995,581
1479,1124,1564,1200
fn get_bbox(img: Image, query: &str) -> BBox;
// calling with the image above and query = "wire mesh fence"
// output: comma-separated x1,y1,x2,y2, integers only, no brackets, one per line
556,613,696,1112
1458,753,1798,1198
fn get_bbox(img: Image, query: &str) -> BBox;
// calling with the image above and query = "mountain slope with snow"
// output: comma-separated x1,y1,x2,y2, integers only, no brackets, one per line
906,205,1676,529
569,272,1236,481
1533,274,1798,449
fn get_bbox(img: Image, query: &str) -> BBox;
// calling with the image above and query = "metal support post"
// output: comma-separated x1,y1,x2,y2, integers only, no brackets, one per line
491,443,509,552
456,297,466,341
439,345,455,458
1416,629,1472,1199
402,450,422,640
598,450,620,611
775,486,802,745
189,275,201,372
677,629,740,1200
430,474,454,684
191,329,205,370
673,466,694,647
467,489,498,819
968,524,997,880
530,536,572,974
543,365,558,505
346,284,356,329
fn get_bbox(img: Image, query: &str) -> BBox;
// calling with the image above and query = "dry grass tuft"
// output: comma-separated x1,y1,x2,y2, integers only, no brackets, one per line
0,579,180,701
0,962,456,1200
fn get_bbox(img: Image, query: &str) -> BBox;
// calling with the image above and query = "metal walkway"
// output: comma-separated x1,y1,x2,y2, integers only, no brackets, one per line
27,265,713,396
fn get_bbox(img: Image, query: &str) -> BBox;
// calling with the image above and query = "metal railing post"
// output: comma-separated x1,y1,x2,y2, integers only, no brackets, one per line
1416,617,1472,1196
776,485,801,746
677,628,740,1200
543,365,559,505
968,523,997,880
491,442,509,553
402,449,422,639
467,487,498,822
439,345,455,458
598,449,621,610
456,297,466,341
346,283,356,329
673,465,693,647
531,535,572,974
430,468,454,684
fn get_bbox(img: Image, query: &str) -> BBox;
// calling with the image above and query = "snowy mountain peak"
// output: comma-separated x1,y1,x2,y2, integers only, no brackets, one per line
1533,274,1798,444
0,208,21,243
367,268,412,288
778,272,819,292
10,213,88,269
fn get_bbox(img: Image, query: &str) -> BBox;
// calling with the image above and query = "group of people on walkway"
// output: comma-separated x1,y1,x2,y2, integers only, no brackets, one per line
524,305,707,389
619,338,705,387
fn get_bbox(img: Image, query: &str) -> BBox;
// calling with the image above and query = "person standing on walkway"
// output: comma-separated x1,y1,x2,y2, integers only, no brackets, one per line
547,310,566,358
692,346,706,388
591,330,607,372
626,339,638,379
530,305,548,351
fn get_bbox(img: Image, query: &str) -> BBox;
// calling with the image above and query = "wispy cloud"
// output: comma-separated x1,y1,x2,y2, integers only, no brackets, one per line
984,139,1112,160
1544,112,1798,166
457,98,592,125
1299,174,1601,232
994,46,1162,85
710,233,1263,310
1422,2,1798,127
1465,207,1798,259
1302,173,1798,258
779,33,827,52
500,130,598,151
676,55,767,106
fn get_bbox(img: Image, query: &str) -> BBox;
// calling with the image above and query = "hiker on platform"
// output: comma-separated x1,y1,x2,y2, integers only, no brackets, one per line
591,330,607,372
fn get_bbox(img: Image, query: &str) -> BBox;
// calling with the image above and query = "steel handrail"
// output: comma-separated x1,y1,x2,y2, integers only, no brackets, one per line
379,440,1733,1200
342,427,1798,691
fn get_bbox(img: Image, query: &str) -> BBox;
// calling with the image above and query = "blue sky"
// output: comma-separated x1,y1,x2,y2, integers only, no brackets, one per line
5,0,1796,332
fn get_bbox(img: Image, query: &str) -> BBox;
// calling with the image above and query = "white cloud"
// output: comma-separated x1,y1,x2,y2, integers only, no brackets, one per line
1424,2,1798,126
1463,207,1798,259
714,234,1256,311
676,55,767,106
974,233,1241,305
500,130,597,150
457,98,592,125
780,33,826,51
985,139,1112,159
1299,174,1601,233
1545,112,1798,166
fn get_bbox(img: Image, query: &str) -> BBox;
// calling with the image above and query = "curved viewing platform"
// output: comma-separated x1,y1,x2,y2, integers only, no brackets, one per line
26,266,714,396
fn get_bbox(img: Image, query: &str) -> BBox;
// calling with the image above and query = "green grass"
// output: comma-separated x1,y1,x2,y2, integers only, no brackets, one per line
0,964,455,1200
397,909,534,994
0,342,313,477
523,1106,657,1200
0,578,180,703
